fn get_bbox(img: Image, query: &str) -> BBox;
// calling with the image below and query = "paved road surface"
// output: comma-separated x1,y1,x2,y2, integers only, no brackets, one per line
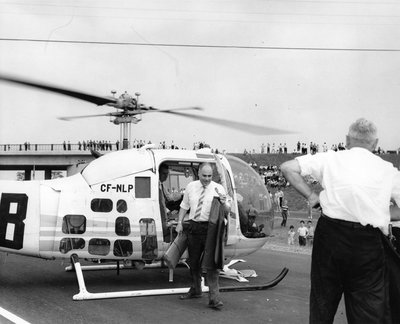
0,248,346,324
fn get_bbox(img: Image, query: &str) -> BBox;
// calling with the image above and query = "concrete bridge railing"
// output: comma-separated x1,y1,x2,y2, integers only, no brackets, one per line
1,143,118,153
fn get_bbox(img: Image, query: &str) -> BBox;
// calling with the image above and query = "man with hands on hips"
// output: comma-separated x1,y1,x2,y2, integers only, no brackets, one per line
281,118,400,323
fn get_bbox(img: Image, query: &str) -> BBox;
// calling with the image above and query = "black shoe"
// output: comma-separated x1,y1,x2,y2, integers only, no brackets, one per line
208,300,224,310
179,292,202,300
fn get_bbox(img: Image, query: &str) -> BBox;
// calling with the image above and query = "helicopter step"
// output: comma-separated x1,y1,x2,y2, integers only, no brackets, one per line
69,254,289,301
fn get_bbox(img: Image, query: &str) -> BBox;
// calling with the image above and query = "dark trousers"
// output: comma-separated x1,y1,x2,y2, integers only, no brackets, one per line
186,221,220,302
281,213,287,227
310,215,390,324
299,236,306,246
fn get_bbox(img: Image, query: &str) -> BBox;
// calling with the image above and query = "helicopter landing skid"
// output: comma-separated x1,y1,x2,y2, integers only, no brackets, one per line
65,263,126,272
219,267,289,292
70,254,288,301
65,260,190,283
70,254,208,300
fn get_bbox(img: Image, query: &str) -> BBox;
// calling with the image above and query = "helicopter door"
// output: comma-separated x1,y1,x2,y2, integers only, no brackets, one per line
214,155,238,245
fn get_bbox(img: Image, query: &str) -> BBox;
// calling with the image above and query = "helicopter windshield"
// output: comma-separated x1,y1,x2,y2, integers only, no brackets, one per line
226,155,273,238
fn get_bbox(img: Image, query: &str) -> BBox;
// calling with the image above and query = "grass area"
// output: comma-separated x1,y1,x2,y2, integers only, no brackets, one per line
262,213,317,255
231,153,324,211
271,183,323,212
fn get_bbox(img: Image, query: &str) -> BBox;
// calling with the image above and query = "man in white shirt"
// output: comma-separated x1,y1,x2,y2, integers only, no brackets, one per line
176,163,230,309
281,118,400,323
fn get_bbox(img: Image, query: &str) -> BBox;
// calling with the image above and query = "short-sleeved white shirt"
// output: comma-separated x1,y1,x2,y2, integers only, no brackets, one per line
297,226,308,237
180,180,226,222
296,148,400,234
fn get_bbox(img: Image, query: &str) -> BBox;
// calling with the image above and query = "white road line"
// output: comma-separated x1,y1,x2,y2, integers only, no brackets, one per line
0,307,30,324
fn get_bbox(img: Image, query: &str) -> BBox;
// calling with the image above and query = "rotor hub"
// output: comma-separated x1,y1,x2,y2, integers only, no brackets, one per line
113,116,140,125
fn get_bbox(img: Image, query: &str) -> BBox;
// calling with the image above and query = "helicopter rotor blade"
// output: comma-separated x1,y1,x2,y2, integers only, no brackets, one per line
156,110,295,135
58,112,119,121
0,74,117,106
0,74,294,135
137,106,203,113
58,107,203,120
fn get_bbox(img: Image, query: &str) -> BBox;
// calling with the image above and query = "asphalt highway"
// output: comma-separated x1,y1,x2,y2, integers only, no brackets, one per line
0,248,346,324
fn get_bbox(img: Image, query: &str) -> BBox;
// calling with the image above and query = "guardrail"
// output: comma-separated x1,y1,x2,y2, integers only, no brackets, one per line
1,143,119,152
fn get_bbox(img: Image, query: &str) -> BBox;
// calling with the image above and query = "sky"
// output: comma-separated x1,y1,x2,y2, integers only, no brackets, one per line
1,0,400,153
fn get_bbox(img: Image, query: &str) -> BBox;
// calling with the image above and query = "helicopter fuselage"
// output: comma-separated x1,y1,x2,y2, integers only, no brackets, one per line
0,148,274,264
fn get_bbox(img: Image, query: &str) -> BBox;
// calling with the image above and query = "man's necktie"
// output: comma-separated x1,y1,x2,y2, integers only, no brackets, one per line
193,186,206,220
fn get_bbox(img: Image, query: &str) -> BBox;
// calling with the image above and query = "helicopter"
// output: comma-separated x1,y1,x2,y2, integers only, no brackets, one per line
0,74,290,300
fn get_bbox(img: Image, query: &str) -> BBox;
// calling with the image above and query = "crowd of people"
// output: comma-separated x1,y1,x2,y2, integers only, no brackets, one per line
243,140,392,155
5,139,394,155
74,140,116,151
6,139,220,152
72,139,220,152
247,161,291,188
257,164,287,188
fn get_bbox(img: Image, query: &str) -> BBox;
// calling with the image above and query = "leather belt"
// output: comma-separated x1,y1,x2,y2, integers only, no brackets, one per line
321,213,370,230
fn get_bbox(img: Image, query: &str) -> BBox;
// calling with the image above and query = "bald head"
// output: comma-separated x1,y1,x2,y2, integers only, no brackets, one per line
198,163,213,186
346,118,378,151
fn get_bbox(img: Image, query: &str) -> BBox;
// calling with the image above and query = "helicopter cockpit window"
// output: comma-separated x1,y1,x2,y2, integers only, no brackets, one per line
88,238,110,256
115,216,131,236
211,164,222,184
226,156,273,239
222,166,234,197
62,215,86,234
91,199,113,213
135,177,151,198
